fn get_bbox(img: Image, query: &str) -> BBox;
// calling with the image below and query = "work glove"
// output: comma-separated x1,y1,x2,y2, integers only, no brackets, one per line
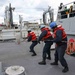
37,38,40,44
38,41,40,44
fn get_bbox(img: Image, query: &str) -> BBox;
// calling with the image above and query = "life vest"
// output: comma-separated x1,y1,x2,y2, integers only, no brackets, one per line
27,32,37,41
41,27,52,40
66,38,75,55
53,26,67,39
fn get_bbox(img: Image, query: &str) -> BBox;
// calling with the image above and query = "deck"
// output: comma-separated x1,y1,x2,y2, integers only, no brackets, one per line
0,41,75,75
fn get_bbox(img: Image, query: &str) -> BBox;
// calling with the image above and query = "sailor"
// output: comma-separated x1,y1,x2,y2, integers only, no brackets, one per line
27,29,37,56
50,22,69,73
38,25,53,65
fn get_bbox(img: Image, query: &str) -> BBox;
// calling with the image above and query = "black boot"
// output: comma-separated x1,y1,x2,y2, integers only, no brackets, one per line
62,67,69,73
32,53,37,56
32,51,37,56
50,62,58,65
29,50,32,52
38,61,46,65
46,56,51,60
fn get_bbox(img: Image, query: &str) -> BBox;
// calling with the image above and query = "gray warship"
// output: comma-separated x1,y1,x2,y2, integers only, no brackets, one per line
0,2,75,75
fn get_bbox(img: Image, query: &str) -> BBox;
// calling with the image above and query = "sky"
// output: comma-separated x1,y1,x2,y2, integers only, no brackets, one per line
0,0,75,24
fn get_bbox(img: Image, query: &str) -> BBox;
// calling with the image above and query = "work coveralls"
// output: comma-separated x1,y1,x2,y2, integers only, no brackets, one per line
53,26,68,68
38,27,53,64
27,31,37,56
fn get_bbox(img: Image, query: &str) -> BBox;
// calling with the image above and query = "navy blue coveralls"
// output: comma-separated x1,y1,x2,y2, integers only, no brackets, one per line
53,29,68,68
38,29,53,62
27,33,37,55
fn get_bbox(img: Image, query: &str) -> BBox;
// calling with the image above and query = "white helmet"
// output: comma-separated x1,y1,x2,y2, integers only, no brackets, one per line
27,28,31,32
40,25,45,29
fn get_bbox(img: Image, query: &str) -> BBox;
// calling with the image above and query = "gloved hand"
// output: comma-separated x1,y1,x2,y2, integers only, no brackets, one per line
38,41,40,44
37,38,40,44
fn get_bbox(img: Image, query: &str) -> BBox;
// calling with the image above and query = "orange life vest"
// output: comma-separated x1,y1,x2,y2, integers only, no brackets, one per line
41,27,52,40
66,39,75,55
27,32,37,41
53,26,67,39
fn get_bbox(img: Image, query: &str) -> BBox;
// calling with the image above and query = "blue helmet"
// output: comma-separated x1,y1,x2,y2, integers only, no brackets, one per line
40,25,45,29
50,22,56,28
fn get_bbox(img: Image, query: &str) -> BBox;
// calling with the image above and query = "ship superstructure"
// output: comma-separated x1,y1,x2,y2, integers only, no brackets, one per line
56,2,75,39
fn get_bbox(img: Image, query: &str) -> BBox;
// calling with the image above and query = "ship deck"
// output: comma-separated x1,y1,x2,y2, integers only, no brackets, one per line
0,40,75,75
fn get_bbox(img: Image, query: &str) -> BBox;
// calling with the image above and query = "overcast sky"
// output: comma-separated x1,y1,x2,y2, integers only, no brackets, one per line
0,0,75,23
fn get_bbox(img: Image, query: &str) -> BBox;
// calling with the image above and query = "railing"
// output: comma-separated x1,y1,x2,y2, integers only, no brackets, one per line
57,11,75,20
0,29,41,40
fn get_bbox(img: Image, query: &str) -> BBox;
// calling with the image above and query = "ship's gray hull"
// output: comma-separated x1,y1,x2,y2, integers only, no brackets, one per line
56,17,75,39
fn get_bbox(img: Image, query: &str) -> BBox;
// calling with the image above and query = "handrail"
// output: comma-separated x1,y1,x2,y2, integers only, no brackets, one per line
63,1,75,6
57,11,75,19
0,29,41,40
